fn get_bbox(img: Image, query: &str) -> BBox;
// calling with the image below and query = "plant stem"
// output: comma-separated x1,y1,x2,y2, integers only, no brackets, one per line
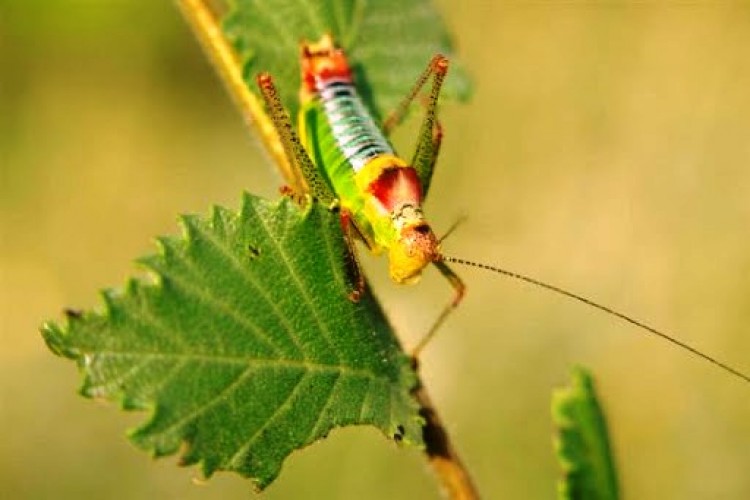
176,0,293,177
414,368,480,499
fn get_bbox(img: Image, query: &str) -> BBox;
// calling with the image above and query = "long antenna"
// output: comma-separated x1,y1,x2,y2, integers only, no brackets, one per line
443,255,750,385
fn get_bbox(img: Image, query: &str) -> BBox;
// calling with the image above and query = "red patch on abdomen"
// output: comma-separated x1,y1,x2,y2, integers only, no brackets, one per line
367,167,423,212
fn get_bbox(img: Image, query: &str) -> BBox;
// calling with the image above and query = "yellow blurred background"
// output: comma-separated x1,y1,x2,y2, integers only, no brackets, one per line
2,1,750,498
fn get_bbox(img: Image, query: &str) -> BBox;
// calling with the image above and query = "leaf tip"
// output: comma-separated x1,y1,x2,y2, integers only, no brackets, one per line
40,320,72,358
240,191,257,216
552,366,620,500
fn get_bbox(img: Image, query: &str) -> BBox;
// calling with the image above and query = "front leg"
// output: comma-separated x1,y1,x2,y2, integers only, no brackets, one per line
411,259,466,359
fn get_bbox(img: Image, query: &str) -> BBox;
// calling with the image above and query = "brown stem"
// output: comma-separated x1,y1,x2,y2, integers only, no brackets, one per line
413,363,480,499
175,0,300,192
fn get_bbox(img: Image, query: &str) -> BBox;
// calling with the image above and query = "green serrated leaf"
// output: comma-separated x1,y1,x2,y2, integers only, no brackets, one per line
223,0,472,120
552,366,620,500
41,193,423,490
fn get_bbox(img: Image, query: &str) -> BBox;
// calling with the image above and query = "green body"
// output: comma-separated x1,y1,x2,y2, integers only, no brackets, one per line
298,98,405,256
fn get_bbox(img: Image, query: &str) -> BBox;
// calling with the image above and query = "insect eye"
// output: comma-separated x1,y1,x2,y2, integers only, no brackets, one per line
414,224,430,235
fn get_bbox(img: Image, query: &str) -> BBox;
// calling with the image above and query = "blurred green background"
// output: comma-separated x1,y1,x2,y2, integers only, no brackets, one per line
2,1,750,498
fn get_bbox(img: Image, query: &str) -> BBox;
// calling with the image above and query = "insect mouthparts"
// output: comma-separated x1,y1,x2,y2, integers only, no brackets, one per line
414,224,431,234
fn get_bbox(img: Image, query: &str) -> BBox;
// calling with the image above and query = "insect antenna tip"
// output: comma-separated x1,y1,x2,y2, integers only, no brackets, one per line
442,255,750,386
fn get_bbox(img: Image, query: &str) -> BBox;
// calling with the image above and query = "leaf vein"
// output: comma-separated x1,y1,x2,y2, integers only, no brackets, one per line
157,260,284,357
358,375,373,422
306,370,342,441
227,370,308,468
139,359,189,401
254,205,343,361
293,0,326,37
86,357,156,396
249,0,298,53
189,219,306,358
93,350,381,380
154,364,257,439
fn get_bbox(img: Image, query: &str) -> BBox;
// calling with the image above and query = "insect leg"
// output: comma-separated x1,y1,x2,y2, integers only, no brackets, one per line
339,209,367,302
409,56,448,199
415,114,443,199
382,55,449,135
382,55,449,199
411,259,465,358
256,73,335,204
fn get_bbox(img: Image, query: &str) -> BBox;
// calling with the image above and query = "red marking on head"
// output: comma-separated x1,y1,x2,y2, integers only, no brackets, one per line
367,167,423,213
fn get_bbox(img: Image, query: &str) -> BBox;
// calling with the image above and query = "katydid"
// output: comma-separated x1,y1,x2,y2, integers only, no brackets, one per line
256,35,459,358
177,0,749,384
253,34,750,384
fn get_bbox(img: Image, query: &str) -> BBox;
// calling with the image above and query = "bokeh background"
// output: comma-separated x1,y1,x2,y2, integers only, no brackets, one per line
2,1,750,498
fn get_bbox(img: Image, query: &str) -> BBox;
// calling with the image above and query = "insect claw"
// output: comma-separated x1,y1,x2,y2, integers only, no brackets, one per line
347,271,366,303
347,289,362,302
